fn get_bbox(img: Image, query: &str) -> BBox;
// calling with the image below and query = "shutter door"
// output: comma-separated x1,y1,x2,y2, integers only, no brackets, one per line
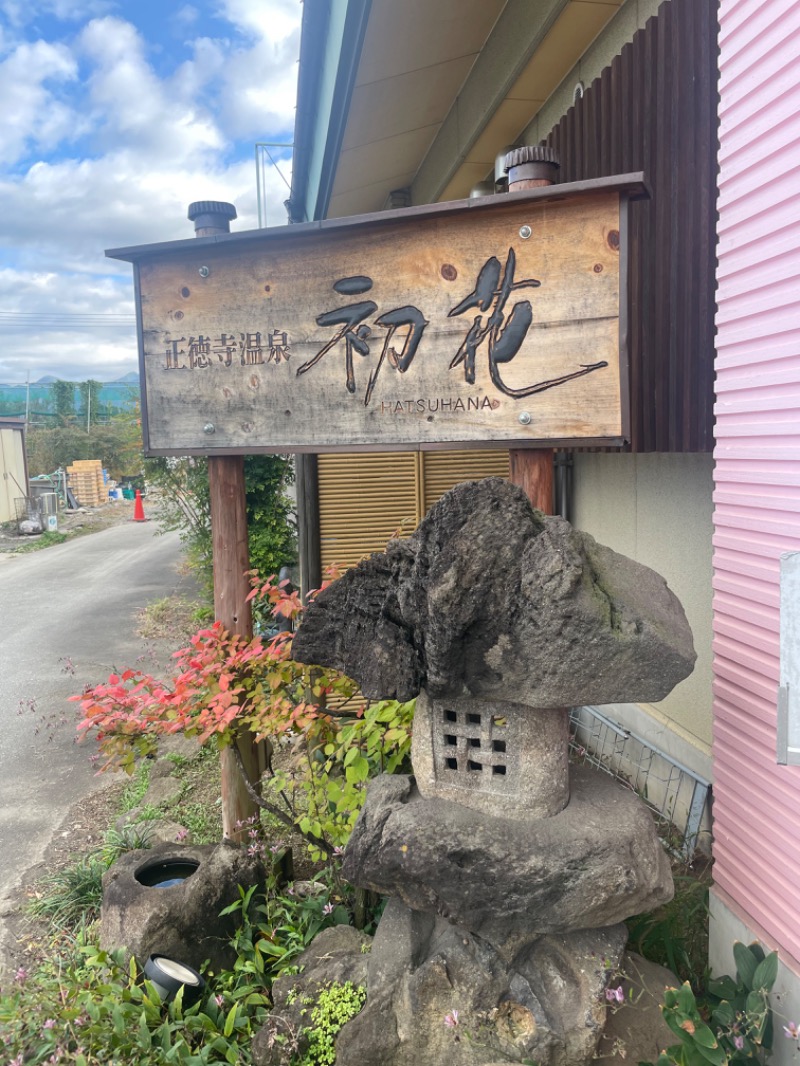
421,450,510,514
317,449,510,571
317,452,418,572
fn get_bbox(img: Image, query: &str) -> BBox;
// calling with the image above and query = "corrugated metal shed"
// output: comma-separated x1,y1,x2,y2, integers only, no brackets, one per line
0,419,29,525
714,0,800,967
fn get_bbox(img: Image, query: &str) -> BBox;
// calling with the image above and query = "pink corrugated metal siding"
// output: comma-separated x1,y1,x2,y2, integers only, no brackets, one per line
715,0,800,965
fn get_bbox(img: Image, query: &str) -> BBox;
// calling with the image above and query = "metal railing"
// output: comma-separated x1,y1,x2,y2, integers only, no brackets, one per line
255,143,293,228
569,705,711,860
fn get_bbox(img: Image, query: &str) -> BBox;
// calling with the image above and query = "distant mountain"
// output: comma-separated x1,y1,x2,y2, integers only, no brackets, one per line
35,375,61,384
113,372,140,383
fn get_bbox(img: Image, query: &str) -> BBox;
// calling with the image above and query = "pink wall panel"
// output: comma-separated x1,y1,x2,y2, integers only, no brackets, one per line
715,0,800,968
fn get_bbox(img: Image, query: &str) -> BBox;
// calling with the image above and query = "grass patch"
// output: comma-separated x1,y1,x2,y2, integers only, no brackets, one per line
12,530,69,553
27,824,155,931
120,758,152,812
627,855,711,988
137,595,211,642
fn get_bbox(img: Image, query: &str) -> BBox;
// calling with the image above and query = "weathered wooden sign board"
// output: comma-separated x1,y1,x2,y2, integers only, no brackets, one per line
108,175,642,455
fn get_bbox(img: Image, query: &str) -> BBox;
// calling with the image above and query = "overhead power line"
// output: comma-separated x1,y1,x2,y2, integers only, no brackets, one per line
0,311,136,327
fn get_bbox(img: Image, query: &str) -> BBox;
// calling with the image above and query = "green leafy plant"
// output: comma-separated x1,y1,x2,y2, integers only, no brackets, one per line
627,866,711,987
74,573,414,859
145,454,296,595
221,843,367,985
296,981,366,1065
0,935,269,1065
26,413,143,479
648,943,777,1066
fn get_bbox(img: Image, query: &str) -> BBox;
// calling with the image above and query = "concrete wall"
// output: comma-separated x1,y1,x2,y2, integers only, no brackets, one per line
572,452,714,772
710,892,800,1066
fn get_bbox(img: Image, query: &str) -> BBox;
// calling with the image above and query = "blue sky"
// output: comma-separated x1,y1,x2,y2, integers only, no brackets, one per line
0,0,300,383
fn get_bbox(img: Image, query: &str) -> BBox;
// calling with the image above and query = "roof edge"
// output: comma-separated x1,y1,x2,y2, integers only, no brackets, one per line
288,0,371,223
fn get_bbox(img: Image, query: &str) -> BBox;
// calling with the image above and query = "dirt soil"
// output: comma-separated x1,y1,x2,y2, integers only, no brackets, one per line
2,780,125,968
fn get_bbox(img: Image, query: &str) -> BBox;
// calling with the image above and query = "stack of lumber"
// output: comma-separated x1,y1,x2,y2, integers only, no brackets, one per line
67,459,106,506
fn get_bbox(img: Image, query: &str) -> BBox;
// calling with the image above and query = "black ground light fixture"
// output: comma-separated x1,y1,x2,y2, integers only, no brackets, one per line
144,954,205,1004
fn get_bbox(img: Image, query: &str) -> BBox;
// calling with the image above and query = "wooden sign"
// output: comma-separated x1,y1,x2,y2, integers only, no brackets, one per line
108,175,642,455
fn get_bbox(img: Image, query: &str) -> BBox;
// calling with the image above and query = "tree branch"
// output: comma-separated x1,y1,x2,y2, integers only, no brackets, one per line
229,742,333,857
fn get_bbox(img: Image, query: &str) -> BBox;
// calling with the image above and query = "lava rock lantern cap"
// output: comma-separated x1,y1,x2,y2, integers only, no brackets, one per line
292,478,696,707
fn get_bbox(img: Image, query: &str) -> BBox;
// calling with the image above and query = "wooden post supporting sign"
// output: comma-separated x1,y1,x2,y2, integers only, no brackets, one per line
191,201,261,840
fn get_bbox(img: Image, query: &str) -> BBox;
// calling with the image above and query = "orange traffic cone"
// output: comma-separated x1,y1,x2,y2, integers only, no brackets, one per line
132,489,147,522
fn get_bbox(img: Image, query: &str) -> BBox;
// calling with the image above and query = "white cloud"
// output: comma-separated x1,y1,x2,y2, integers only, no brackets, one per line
217,32,298,140
0,40,79,163
0,267,138,382
0,1,302,383
217,0,299,42
79,17,223,158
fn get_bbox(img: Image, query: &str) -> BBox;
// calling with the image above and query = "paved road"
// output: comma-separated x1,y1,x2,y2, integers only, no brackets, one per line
0,521,188,907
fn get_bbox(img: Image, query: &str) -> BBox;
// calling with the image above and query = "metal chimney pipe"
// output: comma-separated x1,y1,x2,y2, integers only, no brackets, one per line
505,146,560,191
187,200,237,237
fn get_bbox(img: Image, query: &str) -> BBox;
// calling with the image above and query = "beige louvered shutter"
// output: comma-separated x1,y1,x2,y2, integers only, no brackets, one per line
317,452,419,572
421,450,510,514
317,450,510,572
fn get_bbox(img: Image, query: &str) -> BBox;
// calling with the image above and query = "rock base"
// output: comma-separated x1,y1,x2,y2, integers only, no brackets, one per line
100,841,265,973
252,917,679,1066
344,767,673,956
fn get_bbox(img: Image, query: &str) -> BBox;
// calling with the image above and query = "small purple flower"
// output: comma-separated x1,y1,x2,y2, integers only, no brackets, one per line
14,967,27,984
43,1019,57,1030
784,1022,800,1041
323,902,335,916
734,1035,745,1050
175,828,189,842
333,846,345,858
269,842,285,855
215,994,225,1007
605,986,624,1004
444,1010,459,1028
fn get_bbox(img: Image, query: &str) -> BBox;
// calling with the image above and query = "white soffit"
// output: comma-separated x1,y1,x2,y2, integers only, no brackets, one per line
327,0,625,217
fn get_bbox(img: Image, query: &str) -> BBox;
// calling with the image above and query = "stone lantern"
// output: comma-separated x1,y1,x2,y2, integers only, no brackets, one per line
256,478,696,1066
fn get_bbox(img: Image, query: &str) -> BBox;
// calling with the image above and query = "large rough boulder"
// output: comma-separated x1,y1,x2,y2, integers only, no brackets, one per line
100,841,265,973
292,478,695,706
332,899,628,1066
343,769,673,956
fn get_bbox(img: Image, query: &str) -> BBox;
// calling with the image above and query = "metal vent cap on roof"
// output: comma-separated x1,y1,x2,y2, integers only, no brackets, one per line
187,201,238,222
187,201,238,236
503,146,560,172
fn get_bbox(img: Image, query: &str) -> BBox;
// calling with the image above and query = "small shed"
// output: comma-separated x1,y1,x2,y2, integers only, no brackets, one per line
0,419,29,525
